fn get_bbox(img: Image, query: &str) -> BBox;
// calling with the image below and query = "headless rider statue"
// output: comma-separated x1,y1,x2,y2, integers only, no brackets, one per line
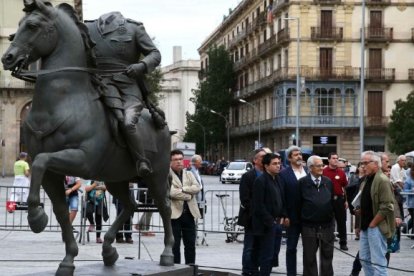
85,12,162,177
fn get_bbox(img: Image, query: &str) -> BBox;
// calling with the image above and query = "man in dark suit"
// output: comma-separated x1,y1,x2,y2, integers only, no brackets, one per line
279,146,307,276
251,153,285,276
298,155,335,276
238,148,268,276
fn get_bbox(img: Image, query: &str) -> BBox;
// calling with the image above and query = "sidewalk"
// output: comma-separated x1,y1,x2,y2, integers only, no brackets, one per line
0,227,414,275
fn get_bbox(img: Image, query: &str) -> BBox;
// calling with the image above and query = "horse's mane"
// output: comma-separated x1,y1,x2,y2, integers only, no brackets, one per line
57,3,97,68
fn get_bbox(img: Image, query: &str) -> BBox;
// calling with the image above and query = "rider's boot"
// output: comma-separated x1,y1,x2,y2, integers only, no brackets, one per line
125,133,153,177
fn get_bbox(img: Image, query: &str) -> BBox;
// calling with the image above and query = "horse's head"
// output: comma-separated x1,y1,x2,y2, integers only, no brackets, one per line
1,0,59,73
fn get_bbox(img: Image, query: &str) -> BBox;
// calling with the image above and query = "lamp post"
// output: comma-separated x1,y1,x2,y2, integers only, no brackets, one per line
284,16,301,146
239,99,261,148
189,119,206,159
210,109,230,162
360,0,366,153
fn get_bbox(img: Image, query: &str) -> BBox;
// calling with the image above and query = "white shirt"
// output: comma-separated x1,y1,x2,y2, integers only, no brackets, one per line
293,167,307,180
390,163,406,184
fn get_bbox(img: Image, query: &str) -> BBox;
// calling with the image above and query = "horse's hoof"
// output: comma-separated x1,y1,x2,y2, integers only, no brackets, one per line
28,207,48,233
102,247,119,266
56,262,75,276
160,253,174,266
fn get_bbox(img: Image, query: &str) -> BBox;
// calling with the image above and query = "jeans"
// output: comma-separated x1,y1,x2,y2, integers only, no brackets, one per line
242,228,258,275
286,223,301,276
171,210,196,264
360,227,388,276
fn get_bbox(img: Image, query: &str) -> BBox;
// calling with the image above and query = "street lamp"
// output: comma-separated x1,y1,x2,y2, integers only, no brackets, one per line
189,119,206,159
360,0,366,153
284,16,301,146
239,99,261,148
210,109,230,162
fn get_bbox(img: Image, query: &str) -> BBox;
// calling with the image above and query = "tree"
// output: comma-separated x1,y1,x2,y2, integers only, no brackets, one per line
388,91,414,154
146,67,164,106
184,45,234,159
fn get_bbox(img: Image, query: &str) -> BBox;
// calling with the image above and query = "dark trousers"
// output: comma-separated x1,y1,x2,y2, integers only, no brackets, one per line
273,223,283,267
242,227,258,275
286,223,301,276
351,251,362,275
252,224,277,276
171,210,196,264
302,225,334,276
86,206,102,238
333,196,347,245
114,201,132,240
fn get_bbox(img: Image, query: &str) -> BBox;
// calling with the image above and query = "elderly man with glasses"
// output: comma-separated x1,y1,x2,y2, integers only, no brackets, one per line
357,151,395,276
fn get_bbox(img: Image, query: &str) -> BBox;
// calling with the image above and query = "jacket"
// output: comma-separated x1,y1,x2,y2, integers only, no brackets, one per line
298,174,334,226
251,172,285,235
237,168,259,228
169,168,201,220
360,170,395,239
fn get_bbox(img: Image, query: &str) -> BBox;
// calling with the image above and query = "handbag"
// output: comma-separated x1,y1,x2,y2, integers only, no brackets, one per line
387,231,400,253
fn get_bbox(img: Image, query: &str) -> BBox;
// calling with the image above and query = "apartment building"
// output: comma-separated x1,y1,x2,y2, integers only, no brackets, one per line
0,0,80,174
198,0,414,163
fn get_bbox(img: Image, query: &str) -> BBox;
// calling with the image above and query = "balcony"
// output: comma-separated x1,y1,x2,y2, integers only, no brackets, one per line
365,68,395,82
230,119,273,137
229,29,247,49
277,28,290,44
311,27,343,41
258,34,277,57
409,69,414,82
313,0,341,4
366,0,391,5
273,67,361,81
364,27,393,42
272,0,289,13
273,116,359,129
364,116,388,128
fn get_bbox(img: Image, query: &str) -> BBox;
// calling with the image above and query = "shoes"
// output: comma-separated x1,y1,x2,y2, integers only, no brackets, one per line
142,231,155,237
88,225,95,232
116,238,125,243
355,236,360,241
125,238,134,244
96,237,103,243
340,244,349,251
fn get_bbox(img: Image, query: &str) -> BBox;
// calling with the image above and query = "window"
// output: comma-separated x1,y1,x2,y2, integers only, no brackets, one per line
367,91,382,117
315,88,334,116
321,10,333,38
320,48,333,77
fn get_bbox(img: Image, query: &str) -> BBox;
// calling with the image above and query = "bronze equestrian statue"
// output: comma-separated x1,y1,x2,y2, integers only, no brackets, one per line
1,1,174,275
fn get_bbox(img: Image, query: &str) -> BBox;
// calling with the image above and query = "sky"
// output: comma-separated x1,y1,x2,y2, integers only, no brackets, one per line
82,0,242,66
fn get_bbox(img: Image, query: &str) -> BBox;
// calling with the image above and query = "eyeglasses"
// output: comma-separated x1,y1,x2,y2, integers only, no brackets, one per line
311,164,324,168
360,160,375,166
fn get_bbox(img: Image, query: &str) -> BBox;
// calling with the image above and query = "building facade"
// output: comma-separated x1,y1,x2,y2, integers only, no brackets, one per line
198,0,414,163
0,0,80,175
158,46,200,147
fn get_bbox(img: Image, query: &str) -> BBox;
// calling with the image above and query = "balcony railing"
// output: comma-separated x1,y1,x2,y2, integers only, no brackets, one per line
311,27,343,41
313,0,341,4
365,68,395,81
364,27,393,41
274,67,361,81
366,0,391,5
364,116,389,128
229,29,247,48
272,0,289,13
273,116,359,128
277,28,290,43
409,69,414,82
230,119,273,137
258,34,277,56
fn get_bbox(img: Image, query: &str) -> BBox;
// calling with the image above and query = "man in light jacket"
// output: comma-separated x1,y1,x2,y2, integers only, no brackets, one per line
170,149,201,264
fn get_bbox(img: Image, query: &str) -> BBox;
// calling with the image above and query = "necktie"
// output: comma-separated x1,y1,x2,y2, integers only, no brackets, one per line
315,178,320,189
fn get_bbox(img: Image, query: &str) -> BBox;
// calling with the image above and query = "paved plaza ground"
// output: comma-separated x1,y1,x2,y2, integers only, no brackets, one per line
0,175,414,275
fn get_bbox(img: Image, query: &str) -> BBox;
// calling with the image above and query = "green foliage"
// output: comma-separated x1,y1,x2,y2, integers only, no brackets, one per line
184,45,234,158
146,67,163,106
388,91,414,154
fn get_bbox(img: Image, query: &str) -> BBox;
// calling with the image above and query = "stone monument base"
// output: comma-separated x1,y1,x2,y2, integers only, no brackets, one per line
22,259,194,276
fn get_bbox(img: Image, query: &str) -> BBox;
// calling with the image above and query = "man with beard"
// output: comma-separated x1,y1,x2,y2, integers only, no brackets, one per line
279,146,307,276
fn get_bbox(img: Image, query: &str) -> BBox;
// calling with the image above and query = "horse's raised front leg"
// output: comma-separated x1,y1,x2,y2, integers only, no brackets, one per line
41,171,78,276
27,149,87,233
102,182,135,266
146,174,174,266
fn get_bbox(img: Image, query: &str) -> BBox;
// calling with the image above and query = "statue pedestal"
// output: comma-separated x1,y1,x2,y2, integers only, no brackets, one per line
23,259,194,276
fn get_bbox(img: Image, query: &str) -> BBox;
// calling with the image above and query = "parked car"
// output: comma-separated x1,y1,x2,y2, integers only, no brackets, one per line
221,161,253,184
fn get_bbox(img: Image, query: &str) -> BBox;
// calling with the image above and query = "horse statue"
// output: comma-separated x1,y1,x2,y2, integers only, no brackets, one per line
1,1,174,275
